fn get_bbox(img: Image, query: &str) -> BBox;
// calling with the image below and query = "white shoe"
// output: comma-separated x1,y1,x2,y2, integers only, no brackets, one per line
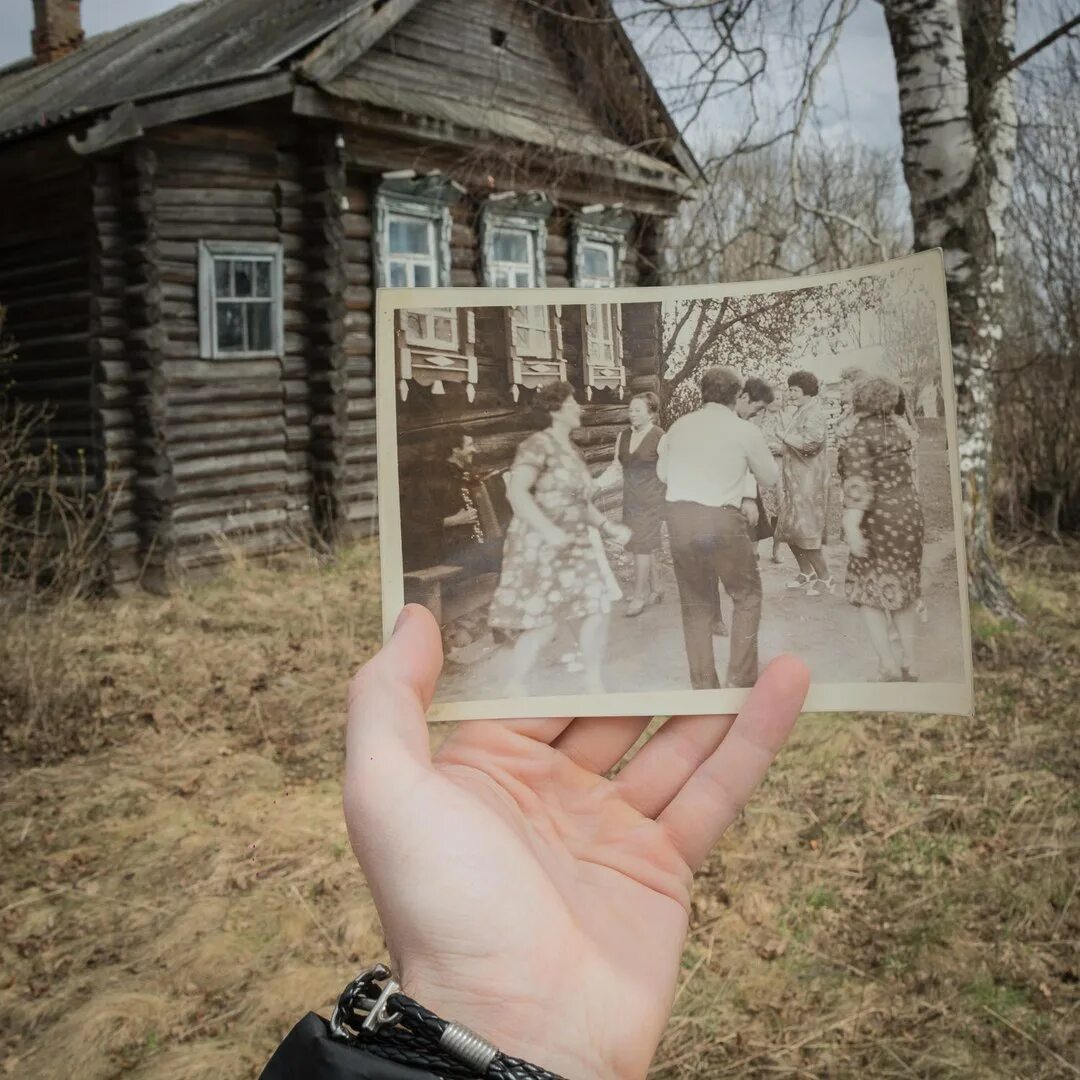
806,575,835,596
785,573,816,590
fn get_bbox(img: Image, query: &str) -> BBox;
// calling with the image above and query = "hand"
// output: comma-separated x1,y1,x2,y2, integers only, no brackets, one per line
740,498,759,528
606,522,633,547
344,606,809,1080
444,507,479,527
845,527,869,558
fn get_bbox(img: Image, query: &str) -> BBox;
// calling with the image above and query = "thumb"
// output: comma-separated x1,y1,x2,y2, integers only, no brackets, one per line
344,604,443,798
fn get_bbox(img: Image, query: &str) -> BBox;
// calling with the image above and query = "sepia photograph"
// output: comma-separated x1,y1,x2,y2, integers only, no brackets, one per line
377,250,973,720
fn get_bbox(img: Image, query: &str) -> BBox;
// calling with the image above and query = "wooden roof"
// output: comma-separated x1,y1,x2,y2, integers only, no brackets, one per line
0,0,698,185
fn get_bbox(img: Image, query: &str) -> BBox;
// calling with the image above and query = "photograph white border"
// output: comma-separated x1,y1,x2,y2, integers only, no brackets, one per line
376,249,975,721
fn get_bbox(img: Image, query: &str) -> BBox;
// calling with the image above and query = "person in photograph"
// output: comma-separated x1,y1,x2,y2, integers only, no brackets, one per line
401,424,482,573
840,375,925,681
703,375,778,637
658,366,779,689
735,376,775,421
894,385,921,484
776,370,834,595
835,365,868,453
488,381,631,696
610,391,666,617
757,394,788,563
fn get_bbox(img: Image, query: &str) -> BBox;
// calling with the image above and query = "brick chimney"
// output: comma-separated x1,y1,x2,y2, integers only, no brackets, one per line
32,0,84,65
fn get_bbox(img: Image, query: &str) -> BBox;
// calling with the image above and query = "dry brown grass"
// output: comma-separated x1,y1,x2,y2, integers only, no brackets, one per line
1,540,1077,1078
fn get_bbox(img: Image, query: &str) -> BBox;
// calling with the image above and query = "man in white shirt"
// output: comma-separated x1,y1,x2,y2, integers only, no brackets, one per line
657,366,780,688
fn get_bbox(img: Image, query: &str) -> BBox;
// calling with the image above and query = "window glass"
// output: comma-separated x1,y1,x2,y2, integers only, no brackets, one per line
489,227,536,289
385,212,438,287
493,229,530,264
579,240,616,288
403,307,460,350
246,304,272,352
217,302,244,350
233,260,254,298
389,216,431,255
511,304,552,358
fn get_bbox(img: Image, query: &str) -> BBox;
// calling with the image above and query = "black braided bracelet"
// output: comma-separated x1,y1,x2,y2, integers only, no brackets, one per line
329,964,570,1080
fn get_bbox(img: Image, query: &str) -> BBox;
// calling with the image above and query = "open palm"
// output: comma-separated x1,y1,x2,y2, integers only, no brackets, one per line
345,606,808,1080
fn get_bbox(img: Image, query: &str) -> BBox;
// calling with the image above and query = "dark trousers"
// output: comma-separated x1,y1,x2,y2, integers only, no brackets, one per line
666,501,762,689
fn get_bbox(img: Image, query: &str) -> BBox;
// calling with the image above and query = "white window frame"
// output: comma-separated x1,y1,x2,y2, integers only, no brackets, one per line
385,212,439,288
198,240,284,360
374,187,453,289
488,226,538,288
585,302,617,364
571,212,631,289
480,198,549,289
510,304,554,359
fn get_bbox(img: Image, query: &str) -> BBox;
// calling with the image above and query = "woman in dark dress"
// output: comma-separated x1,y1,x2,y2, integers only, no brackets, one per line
614,392,666,616
840,376,924,681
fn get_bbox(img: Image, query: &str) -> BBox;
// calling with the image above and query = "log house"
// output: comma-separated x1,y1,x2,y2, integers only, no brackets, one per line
0,0,696,588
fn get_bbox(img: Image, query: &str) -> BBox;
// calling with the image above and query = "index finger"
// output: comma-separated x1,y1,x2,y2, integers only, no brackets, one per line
658,654,808,870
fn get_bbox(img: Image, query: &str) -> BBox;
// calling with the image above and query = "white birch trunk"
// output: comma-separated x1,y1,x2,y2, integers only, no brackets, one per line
883,0,1019,614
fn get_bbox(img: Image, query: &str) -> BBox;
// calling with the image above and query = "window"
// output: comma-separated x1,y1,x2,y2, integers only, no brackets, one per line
579,241,617,288
403,307,459,350
585,303,616,364
480,194,551,289
581,303,625,399
571,210,632,288
374,180,455,289
387,213,438,287
198,241,283,359
489,228,537,288
511,304,553,358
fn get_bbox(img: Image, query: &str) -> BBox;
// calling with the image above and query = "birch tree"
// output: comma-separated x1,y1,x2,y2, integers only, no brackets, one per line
596,0,1080,614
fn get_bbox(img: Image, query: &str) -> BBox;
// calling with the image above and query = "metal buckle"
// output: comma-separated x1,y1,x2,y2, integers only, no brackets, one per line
329,963,402,1041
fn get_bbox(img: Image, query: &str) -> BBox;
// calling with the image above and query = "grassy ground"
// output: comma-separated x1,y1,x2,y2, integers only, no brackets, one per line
1,541,1077,1078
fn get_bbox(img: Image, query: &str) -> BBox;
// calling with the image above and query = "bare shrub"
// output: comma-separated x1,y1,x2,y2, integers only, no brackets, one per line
0,305,115,757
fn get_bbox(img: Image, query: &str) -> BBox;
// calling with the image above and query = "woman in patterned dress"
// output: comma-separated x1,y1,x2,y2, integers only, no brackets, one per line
489,382,631,696
613,392,666,616
776,370,833,595
840,376,924,681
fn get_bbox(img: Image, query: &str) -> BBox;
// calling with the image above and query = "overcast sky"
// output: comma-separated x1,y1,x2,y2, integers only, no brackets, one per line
0,0,1068,159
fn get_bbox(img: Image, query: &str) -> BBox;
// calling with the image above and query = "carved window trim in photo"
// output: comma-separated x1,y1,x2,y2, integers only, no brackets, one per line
373,174,461,289
396,307,478,402
479,191,552,289
506,304,566,401
571,207,633,289
197,240,284,360
581,302,626,401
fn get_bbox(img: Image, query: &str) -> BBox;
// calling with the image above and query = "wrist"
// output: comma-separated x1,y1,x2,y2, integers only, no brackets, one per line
397,970,614,1080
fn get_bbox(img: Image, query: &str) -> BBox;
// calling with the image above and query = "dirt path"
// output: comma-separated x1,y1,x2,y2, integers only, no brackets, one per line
438,532,966,702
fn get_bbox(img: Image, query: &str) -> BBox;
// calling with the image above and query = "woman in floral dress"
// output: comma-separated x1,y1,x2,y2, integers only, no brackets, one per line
840,376,925,681
489,382,630,695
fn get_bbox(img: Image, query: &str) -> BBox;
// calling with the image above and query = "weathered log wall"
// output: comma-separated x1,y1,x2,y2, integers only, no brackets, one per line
343,170,377,532
145,123,293,571
0,153,95,479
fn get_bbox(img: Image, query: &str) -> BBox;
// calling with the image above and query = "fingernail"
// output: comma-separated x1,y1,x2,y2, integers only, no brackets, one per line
392,606,412,636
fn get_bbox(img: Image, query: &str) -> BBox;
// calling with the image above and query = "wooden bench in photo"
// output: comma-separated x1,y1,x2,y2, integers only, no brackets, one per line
403,564,464,626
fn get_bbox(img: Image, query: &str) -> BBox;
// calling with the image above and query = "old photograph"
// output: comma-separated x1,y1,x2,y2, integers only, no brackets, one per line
376,250,973,720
